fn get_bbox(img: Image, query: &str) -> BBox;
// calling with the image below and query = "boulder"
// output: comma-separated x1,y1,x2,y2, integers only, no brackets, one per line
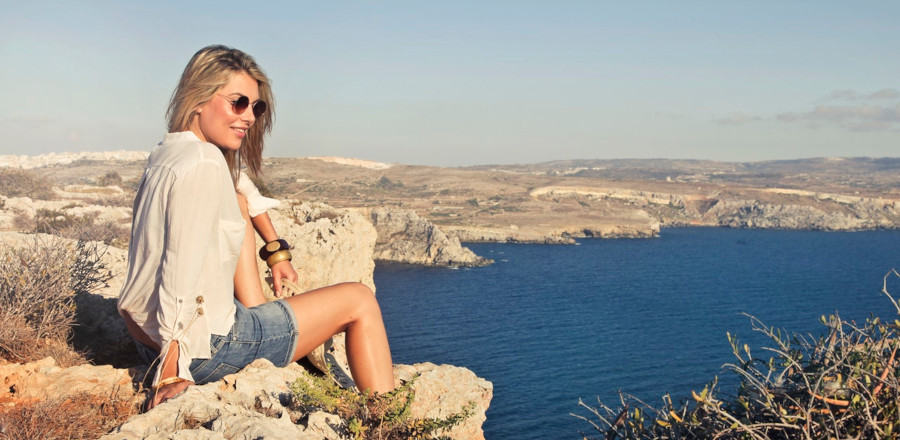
258,202,377,296
362,207,491,267
396,362,494,440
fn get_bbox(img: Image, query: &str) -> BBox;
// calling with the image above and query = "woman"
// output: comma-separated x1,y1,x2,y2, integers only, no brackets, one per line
117,45,394,410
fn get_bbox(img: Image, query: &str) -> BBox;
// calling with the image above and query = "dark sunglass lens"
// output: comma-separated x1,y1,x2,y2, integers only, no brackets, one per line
252,101,267,118
232,95,250,114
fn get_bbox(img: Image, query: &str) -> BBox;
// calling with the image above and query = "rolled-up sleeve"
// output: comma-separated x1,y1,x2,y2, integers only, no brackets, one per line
236,171,280,217
155,159,223,384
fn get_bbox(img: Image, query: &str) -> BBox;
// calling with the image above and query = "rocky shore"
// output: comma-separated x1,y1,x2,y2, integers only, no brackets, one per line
531,185,900,232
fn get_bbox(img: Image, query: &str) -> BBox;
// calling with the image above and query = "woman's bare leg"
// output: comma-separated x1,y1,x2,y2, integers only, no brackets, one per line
233,193,266,308
284,282,395,394
232,193,393,394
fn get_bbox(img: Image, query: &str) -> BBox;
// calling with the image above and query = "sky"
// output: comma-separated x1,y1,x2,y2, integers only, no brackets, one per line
1,1,898,166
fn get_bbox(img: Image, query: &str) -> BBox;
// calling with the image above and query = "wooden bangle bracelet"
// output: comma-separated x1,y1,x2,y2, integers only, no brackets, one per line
259,239,290,260
266,249,292,268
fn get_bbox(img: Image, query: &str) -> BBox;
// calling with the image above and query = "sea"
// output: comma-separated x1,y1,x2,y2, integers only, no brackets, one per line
374,227,900,440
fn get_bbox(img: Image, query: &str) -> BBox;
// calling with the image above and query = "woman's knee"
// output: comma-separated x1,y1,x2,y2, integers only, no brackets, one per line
337,282,381,317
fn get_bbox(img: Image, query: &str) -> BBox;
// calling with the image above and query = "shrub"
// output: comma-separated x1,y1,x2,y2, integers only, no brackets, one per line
97,170,123,187
375,175,404,189
291,371,475,440
0,236,111,365
0,168,54,199
574,269,900,440
28,209,130,247
0,391,138,439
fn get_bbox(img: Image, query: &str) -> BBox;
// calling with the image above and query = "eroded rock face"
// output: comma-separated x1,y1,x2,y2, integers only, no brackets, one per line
701,199,900,230
362,207,492,267
256,202,377,297
445,225,577,244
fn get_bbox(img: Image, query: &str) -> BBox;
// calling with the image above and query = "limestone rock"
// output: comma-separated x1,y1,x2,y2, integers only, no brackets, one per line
395,362,494,440
446,225,576,244
701,198,900,230
0,357,136,403
0,193,131,234
362,207,491,267
103,360,339,440
257,202,377,297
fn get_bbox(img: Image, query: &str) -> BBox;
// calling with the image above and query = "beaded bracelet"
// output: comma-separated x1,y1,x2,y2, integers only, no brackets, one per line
259,239,290,261
266,249,293,268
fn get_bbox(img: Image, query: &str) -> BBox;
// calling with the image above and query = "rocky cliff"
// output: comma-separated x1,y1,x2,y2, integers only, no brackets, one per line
362,207,492,267
531,185,900,232
697,192,900,230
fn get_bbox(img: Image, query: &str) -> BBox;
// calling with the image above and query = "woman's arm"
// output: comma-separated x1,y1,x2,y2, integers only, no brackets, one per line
154,159,224,389
251,212,298,297
147,341,193,410
251,211,278,242
236,172,298,297
233,193,267,307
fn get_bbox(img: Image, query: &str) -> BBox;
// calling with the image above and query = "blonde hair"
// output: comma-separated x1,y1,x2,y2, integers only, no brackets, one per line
166,45,274,182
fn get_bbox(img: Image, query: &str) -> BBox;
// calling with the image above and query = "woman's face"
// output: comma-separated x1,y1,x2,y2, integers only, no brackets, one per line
190,71,260,151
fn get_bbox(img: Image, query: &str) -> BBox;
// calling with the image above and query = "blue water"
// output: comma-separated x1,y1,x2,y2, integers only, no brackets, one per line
374,227,900,439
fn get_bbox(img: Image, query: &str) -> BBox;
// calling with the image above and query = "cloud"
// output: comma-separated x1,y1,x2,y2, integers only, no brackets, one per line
776,103,900,131
0,115,61,127
867,89,900,100
713,113,763,125
823,88,899,101
715,88,900,132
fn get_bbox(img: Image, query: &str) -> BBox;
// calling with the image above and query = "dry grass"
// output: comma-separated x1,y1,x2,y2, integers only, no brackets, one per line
0,392,139,440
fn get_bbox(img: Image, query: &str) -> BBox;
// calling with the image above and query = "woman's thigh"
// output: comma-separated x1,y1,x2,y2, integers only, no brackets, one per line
283,282,380,361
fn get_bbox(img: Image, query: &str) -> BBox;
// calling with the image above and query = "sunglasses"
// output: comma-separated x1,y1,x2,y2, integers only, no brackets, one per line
217,94,267,118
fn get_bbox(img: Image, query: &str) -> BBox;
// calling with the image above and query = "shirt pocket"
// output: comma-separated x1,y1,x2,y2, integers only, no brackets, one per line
218,218,246,266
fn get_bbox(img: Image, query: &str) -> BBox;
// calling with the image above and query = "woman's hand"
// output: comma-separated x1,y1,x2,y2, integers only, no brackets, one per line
148,378,193,410
272,261,300,298
271,260,299,297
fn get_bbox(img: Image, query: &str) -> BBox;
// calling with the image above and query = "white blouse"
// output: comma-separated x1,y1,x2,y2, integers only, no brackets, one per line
117,131,246,385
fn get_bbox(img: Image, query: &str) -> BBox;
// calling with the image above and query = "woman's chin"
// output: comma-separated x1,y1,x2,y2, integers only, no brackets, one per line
217,142,242,152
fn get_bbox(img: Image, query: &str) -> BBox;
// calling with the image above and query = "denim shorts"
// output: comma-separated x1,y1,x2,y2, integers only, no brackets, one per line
136,298,300,385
